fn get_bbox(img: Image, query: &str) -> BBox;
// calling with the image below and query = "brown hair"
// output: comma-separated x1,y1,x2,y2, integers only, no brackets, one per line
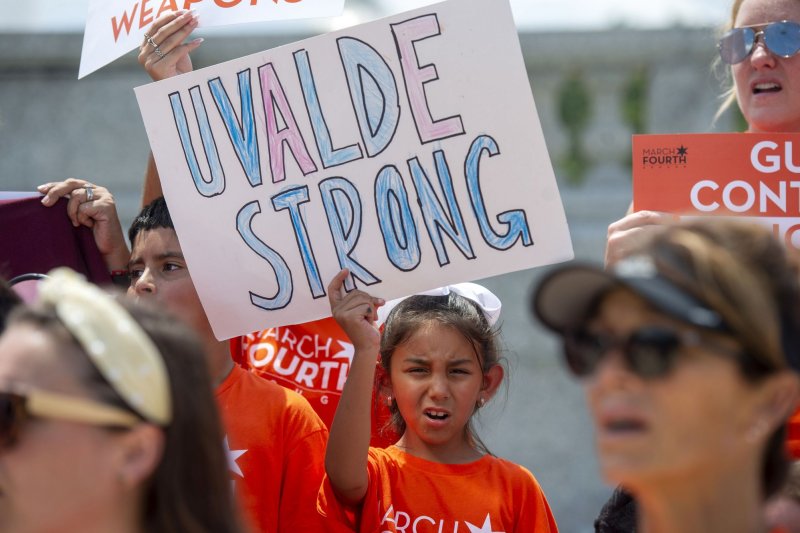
9,298,242,533
379,292,503,454
642,219,800,497
0,277,21,334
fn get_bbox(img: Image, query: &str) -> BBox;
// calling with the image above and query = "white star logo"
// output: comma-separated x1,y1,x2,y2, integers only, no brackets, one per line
465,514,505,533
224,435,247,478
332,340,355,365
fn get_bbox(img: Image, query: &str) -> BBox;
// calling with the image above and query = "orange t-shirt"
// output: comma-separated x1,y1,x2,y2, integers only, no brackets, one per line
216,363,328,533
234,318,397,448
788,407,800,459
317,446,559,533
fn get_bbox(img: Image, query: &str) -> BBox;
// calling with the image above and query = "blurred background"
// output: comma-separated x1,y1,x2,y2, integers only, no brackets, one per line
0,1,742,531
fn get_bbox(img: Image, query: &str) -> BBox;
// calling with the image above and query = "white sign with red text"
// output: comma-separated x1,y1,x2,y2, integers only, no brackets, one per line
135,0,573,340
79,0,345,78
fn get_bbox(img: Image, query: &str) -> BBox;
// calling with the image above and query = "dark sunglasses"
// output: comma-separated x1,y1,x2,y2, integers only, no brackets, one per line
0,388,139,448
718,20,800,64
561,325,743,379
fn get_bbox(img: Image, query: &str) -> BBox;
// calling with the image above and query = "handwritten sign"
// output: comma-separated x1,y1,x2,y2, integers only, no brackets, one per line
135,0,573,340
633,133,800,248
79,0,345,78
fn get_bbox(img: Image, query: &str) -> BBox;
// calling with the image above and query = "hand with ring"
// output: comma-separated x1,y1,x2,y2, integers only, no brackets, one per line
138,10,203,81
37,178,130,272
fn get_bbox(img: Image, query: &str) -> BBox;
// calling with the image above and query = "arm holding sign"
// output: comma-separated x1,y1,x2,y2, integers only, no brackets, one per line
37,178,130,272
139,11,203,206
325,269,385,506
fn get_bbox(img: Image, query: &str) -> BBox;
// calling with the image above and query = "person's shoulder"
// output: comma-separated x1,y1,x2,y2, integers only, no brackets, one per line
484,455,543,487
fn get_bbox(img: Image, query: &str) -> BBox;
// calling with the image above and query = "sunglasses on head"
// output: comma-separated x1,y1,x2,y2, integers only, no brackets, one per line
560,325,743,379
718,20,800,65
0,386,140,448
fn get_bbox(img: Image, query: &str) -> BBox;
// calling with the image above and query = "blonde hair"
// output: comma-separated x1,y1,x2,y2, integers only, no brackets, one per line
713,0,747,125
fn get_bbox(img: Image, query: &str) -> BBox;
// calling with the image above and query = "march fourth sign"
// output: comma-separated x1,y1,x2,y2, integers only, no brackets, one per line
634,133,800,249
135,0,573,340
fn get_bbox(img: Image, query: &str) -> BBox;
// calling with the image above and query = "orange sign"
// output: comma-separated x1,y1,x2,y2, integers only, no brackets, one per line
633,133,800,248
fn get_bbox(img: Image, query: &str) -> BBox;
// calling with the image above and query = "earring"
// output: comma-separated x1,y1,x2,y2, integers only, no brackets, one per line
386,395,393,408
478,396,486,408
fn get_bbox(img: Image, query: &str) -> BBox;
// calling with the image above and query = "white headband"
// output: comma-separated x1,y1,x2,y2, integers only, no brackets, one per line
377,282,502,327
38,268,172,425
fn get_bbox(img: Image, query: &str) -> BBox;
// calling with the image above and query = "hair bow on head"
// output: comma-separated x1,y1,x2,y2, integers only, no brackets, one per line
377,282,502,327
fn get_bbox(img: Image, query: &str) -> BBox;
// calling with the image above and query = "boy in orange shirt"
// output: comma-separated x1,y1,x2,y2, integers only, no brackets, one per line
126,197,328,533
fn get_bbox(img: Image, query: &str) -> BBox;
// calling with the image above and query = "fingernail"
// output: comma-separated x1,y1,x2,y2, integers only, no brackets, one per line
36,184,46,191
191,37,204,45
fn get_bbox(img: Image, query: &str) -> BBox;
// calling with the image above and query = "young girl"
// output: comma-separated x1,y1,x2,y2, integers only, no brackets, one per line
319,269,558,532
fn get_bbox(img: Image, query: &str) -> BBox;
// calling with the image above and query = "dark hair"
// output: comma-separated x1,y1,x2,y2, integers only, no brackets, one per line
0,277,21,334
640,219,800,498
379,292,502,454
129,196,174,244
9,298,241,533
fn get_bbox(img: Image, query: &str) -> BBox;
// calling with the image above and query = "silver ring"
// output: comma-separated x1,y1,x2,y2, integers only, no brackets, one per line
84,185,94,202
154,46,165,59
144,33,159,49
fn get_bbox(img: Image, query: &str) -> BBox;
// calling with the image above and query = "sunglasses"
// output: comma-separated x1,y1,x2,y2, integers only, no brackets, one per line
718,20,800,64
561,325,743,379
0,386,140,448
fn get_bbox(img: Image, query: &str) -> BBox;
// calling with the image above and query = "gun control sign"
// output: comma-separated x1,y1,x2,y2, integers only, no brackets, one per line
634,133,800,249
79,0,345,78
135,0,573,340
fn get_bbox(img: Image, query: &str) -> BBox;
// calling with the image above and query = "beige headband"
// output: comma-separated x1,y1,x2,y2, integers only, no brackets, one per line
38,268,172,425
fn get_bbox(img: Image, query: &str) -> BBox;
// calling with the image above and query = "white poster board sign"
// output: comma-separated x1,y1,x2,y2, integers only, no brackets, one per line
135,0,573,340
79,0,345,78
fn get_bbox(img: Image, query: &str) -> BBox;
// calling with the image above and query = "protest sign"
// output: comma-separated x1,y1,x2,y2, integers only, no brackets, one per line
633,133,800,248
135,0,573,340
79,0,345,78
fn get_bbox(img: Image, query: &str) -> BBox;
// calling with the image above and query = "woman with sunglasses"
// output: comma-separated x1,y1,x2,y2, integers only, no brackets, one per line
606,0,800,266
0,268,242,533
535,219,800,532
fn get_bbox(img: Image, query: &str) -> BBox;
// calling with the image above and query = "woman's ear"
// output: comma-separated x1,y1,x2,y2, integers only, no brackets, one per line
115,424,165,489
750,371,800,440
481,364,504,401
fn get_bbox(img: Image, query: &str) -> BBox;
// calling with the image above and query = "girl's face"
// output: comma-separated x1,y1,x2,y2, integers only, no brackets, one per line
388,320,501,462
734,0,800,132
583,289,765,489
0,325,126,533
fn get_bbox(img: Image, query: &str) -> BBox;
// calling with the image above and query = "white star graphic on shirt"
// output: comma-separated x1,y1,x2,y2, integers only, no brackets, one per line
465,514,505,533
224,435,247,478
332,340,355,365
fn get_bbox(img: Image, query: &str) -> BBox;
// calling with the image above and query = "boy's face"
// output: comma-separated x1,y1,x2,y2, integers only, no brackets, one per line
127,227,213,340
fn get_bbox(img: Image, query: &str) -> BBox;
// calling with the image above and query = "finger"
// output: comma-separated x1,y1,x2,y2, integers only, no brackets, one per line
40,178,88,206
327,269,351,307
152,12,199,56
66,192,84,227
143,10,187,48
157,38,203,67
37,182,54,193
366,297,386,323
608,210,676,234
76,203,96,228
